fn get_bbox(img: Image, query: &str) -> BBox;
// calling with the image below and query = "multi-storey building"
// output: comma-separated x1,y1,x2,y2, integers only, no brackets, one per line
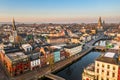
64,44,83,56
0,43,43,76
29,51,41,70
47,37,69,44
0,47,30,76
82,52,120,80
82,63,95,80
95,52,119,80
22,44,41,70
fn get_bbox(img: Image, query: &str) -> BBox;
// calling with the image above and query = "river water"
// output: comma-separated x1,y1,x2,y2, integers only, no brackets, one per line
56,40,106,80
56,51,100,80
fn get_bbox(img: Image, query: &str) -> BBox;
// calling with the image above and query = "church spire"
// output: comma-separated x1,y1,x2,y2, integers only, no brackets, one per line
12,18,16,30
98,17,102,27
97,17,103,31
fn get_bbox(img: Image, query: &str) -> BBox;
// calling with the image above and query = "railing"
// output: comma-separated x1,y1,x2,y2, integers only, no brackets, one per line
45,73,65,80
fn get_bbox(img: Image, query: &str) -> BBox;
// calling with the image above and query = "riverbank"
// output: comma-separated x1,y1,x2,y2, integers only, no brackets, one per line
9,35,108,80
12,46,93,80
56,51,101,80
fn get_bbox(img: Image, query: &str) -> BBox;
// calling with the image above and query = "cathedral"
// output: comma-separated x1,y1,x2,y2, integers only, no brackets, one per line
97,17,103,31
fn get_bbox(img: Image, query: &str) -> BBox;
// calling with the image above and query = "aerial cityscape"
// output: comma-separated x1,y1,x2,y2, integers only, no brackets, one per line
0,0,120,80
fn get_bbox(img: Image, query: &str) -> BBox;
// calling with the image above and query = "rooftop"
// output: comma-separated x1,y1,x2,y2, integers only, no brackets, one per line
50,46,62,49
6,52,27,62
53,48,60,52
86,63,95,71
22,44,32,48
96,52,119,65
64,43,81,49
29,52,40,61
4,47,22,54
104,52,116,58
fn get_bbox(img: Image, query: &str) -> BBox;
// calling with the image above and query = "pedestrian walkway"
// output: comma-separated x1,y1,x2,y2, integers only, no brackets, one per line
45,73,65,80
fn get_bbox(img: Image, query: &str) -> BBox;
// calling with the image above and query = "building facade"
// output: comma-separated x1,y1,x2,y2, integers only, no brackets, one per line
95,52,119,80
0,49,30,76
64,44,83,56
82,52,120,80
82,63,95,80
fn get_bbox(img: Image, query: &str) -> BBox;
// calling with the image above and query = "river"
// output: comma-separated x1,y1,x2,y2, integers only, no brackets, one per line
55,40,106,80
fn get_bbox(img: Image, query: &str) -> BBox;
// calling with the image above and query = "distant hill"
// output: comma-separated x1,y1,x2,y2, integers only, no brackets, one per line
0,22,20,24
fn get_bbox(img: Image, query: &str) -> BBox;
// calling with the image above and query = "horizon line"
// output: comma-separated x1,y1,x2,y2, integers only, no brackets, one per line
0,21,120,24
0,16,120,24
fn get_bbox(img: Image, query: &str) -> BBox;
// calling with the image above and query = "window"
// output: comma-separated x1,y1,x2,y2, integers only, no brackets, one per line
113,73,115,77
107,78,109,80
97,63,99,66
97,69,99,73
37,60,40,65
113,67,115,70
97,76,99,79
32,62,34,66
102,64,104,68
102,70,104,72
24,67,28,70
107,71,109,76
101,78,104,80
107,65,110,69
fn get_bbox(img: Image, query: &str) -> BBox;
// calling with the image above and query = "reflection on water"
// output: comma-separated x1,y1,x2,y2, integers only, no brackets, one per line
66,67,73,76
56,52,101,80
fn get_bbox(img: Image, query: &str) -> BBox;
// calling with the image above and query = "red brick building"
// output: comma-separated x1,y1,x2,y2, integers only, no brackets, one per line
118,67,120,80
0,49,30,76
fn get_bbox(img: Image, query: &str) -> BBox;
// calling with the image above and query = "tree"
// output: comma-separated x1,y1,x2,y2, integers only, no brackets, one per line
46,54,54,71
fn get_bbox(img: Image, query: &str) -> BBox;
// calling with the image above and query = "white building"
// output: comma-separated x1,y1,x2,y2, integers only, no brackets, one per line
30,52,41,70
22,44,32,52
82,52,120,80
82,63,95,80
64,44,82,56
30,59,41,70
95,52,119,80
86,35,92,42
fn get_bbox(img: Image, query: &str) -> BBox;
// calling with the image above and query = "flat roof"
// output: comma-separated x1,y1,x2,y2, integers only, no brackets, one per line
22,44,31,48
51,46,62,49
64,44,81,49
4,47,22,54
96,52,119,65
104,52,116,58
30,52,40,61
7,52,27,61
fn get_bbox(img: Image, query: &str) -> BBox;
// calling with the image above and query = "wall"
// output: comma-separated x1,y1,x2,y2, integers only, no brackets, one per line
53,51,60,62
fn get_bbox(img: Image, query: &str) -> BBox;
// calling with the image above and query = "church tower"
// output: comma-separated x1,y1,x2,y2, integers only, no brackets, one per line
98,17,102,27
12,18,17,37
12,18,17,31
97,17,103,31
9,18,18,43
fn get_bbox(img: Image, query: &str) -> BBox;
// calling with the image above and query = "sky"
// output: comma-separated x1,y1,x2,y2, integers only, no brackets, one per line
0,0,120,23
